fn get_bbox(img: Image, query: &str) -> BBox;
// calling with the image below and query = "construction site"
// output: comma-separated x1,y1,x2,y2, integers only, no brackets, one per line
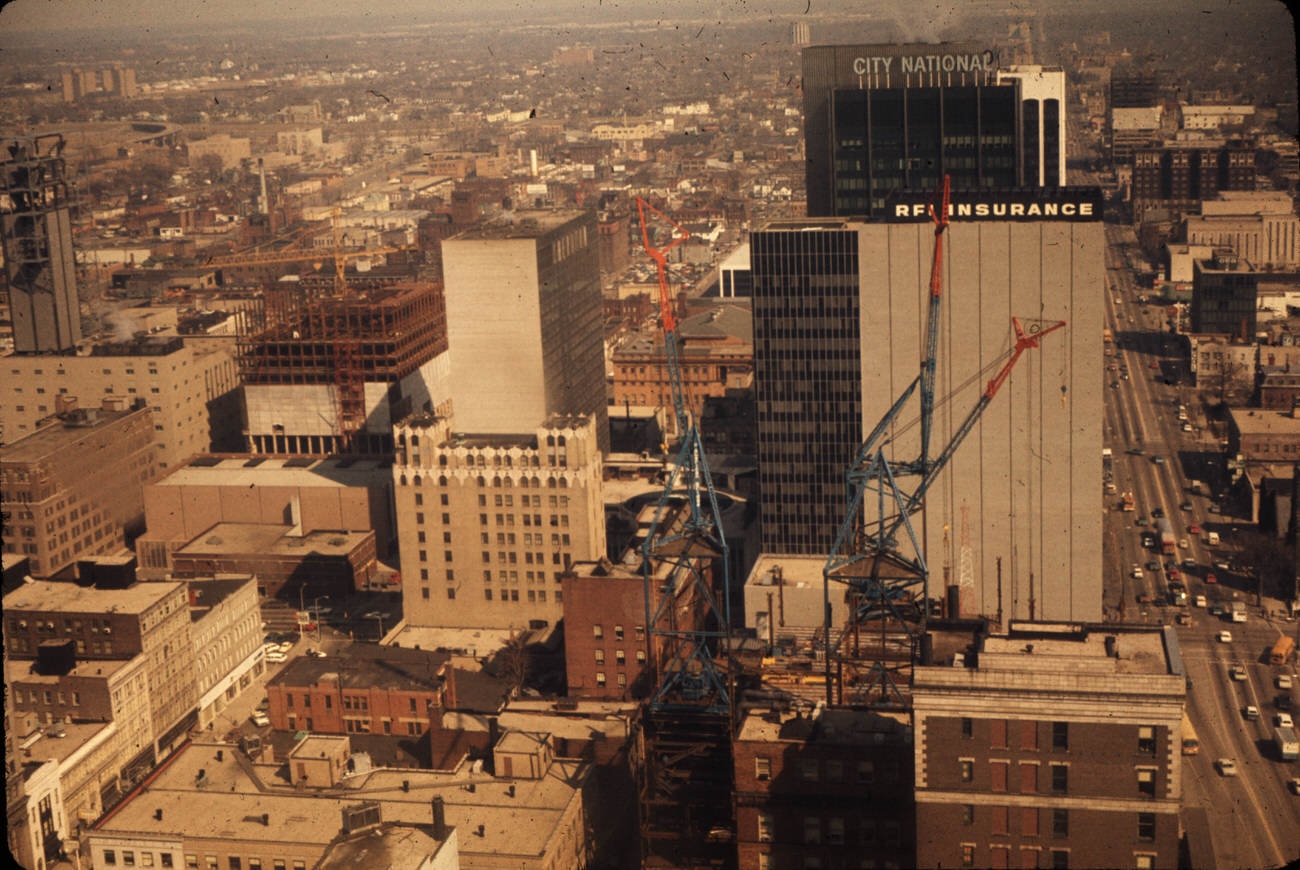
630,182,1067,869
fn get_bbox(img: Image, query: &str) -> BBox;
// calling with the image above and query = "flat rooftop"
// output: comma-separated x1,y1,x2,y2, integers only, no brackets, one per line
6,654,137,685
156,455,391,489
94,739,588,860
4,579,184,615
980,630,1171,676
17,720,115,768
1231,408,1300,436
268,644,450,693
744,554,828,590
448,209,587,241
176,523,370,558
0,407,143,463
737,707,911,744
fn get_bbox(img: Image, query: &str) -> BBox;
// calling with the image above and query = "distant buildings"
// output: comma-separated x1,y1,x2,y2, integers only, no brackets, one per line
185,134,252,171
1131,140,1256,220
1186,191,1300,269
442,210,609,454
913,622,1185,870
393,412,606,630
60,66,137,102
1,402,158,579
751,187,1104,622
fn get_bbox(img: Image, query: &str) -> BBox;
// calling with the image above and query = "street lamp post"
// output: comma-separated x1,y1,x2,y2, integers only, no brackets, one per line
311,595,329,645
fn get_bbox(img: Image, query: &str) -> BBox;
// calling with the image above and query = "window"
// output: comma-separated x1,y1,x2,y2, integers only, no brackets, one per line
1138,812,1156,841
991,761,1008,792
593,624,603,639
229,859,242,870
1135,855,1155,870
1137,768,1156,798
1022,807,1039,837
1052,721,1069,750
124,852,136,867
614,624,624,640
162,856,175,869
961,717,973,738
991,719,1008,748
595,672,606,686
828,817,845,845
1051,850,1069,870
961,844,976,867
1050,764,1068,794
105,851,117,866
803,816,821,845
989,804,1015,839
754,756,771,780
961,804,974,825
594,649,604,664
758,812,774,842
1052,809,1068,838
1137,725,1156,755
801,759,819,781
1020,762,1038,793
616,649,626,665
1021,720,1038,750
959,759,974,782
857,760,874,783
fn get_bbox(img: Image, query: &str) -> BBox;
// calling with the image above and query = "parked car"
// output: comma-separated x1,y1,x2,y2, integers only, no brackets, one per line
266,652,287,664
1195,595,1207,608
1153,456,1165,465
1280,675,1294,690
1180,501,1193,511
1215,758,1238,776
307,649,327,658
250,711,270,728
1277,713,1295,729
1230,665,1248,681
1217,631,1233,643
1244,705,1260,721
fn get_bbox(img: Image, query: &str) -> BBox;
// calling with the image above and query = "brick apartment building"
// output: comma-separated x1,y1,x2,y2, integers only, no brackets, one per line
733,706,915,870
393,412,606,630
1,401,158,578
3,579,198,756
266,645,456,737
913,622,1185,870
0,334,241,470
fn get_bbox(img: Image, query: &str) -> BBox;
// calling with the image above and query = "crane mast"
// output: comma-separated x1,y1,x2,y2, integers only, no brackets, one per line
823,177,1066,707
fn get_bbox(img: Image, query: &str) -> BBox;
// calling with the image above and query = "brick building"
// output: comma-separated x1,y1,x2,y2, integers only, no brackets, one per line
1227,406,1300,463
562,559,657,700
609,305,753,436
1,401,158,578
913,622,1185,870
393,412,606,630
1131,140,1256,219
168,523,378,601
733,705,915,870
266,645,456,737
3,579,198,757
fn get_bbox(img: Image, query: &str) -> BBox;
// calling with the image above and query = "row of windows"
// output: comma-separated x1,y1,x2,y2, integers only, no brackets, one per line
103,853,306,870
960,718,1160,755
593,648,644,665
754,755,899,784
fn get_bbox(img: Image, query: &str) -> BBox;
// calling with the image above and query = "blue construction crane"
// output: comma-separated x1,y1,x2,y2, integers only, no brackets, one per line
635,197,732,711
823,177,1066,706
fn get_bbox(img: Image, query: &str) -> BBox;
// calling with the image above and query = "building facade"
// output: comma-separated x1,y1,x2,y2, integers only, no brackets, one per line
442,209,609,454
186,576,264,730
393,413,606,629
1191,251,1259,338
801,43,1018,217
751,187,1104,622
1131,141,1256,219
3,580,197,755
1186,191,1300,269
913,623,1185,870
996,65,1067,187
0,335,241,469
1,402,158,578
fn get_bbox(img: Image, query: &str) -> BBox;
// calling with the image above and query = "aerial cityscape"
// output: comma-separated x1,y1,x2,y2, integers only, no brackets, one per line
2,0,1299,868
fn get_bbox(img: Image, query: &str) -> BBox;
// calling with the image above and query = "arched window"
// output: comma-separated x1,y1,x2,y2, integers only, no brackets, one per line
493,455,501,467
476,455,486,467
438,475,448,486
399,474,408,486
505,456,513,467
412,435,420,447
477,475,487,487
557,435,566,447
503,476,512,488
531,476,541,488
547,478,557,488
413,475,423,486
546,435,556,446
492,475,502,487
398,433,407,446
559,478,568,489
439,455,448,467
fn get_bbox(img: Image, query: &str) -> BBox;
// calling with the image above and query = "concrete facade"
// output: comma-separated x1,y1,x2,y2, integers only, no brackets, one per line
393,413,606,630
0,403,158,578
752,193,1105,622
187,576,264,729
913,623,1185,870
0,335,241,470
442,209,609,454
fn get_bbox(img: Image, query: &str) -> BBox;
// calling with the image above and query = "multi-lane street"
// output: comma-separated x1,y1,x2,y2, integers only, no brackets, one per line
1101,223,1300,868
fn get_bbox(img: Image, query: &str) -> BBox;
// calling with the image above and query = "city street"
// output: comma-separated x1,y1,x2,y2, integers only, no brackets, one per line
1101,223,1300,867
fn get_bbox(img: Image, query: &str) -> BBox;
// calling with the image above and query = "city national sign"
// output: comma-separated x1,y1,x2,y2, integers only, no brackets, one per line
852,50,995,77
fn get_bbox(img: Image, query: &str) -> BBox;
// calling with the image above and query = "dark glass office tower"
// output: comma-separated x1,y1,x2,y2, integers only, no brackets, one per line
750,223,862,554
803,43,1019,217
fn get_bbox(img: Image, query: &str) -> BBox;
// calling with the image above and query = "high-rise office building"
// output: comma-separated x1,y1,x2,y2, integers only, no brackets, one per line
996,65,1067,187
442,209,609,454
1,135,82,354
801,43,1019,217
752,187,1104,623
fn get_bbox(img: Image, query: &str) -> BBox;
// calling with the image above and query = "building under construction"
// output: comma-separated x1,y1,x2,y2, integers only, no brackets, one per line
236,281,448,455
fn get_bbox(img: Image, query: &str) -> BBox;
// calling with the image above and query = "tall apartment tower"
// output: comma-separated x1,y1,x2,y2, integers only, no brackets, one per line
442,210,609,454
996,65,1067,187
1,135,82,353
751,187,1104,623
801,43,1018,218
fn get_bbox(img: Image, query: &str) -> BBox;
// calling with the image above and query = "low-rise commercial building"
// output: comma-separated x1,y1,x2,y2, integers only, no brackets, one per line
1,401,158,578
912,622,1185,870
1227,406,1300,463
266,645,456,737
187,575,264,730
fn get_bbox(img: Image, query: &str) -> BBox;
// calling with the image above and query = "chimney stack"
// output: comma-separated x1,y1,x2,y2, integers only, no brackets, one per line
431,797,448,840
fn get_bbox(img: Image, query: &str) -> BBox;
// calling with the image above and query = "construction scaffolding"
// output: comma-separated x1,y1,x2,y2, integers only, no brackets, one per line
234,282,447,451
